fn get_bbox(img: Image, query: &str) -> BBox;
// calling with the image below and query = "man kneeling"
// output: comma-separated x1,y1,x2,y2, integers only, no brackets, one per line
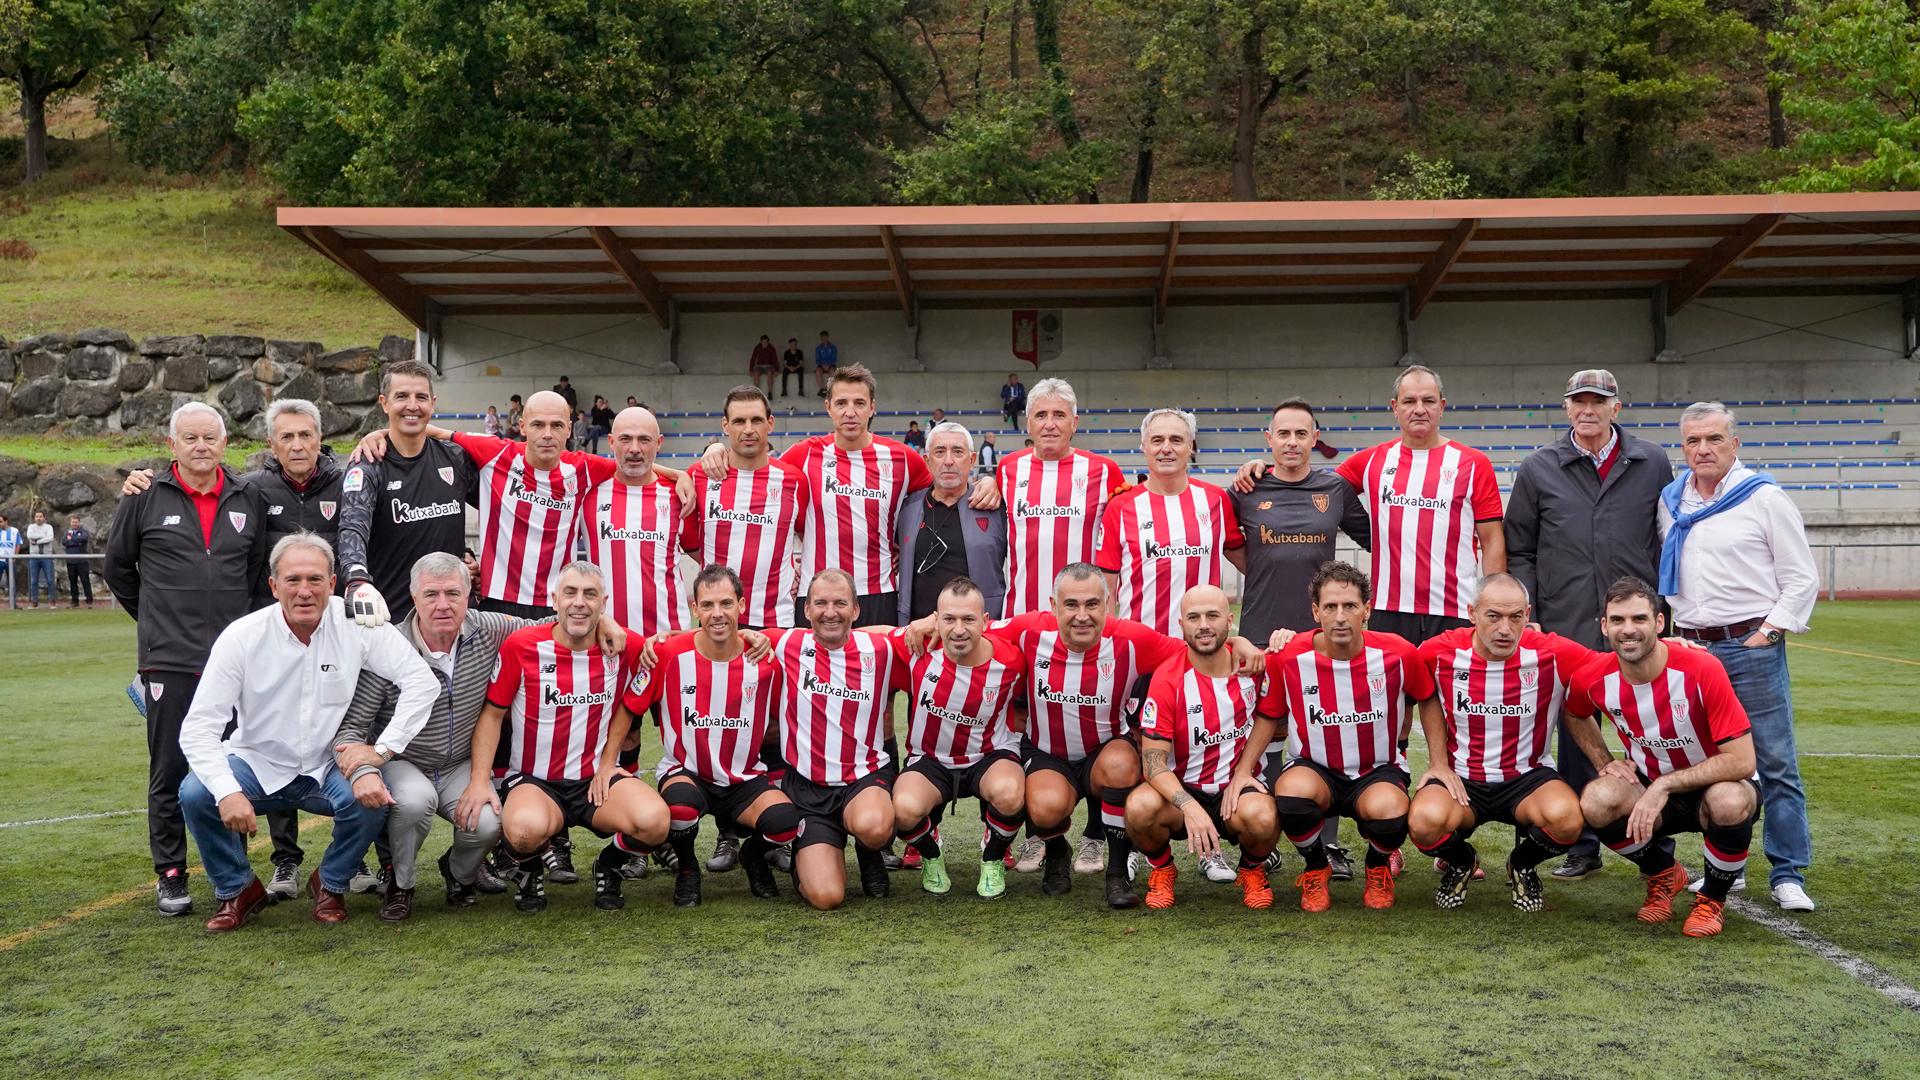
1129,586,1280,911
464,561,669,912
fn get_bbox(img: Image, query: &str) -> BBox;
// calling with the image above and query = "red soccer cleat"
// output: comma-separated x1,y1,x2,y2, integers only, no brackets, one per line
1637,863,1689,924
1295,867,1332,913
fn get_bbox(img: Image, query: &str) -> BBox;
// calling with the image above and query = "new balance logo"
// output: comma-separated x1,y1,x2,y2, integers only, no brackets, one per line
388,480,404,491
541,664,556,673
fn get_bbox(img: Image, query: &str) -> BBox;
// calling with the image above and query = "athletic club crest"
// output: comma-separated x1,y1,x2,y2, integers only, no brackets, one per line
1670,697,1691,724
227,511,247,532
1097,658,1115,676
1367,674,1387,696
319,501,337,521
149,682,164,700
1519,668,1538,689
1311,493,1330,513
439,466,456,485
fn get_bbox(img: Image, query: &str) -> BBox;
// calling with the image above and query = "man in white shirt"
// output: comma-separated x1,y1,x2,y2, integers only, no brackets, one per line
177,531,438,933
0,514,19,601
1657,401,1819,912
24,510,56,607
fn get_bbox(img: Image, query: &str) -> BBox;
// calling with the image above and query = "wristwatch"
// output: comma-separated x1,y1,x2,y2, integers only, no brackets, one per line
1762,627,1784,645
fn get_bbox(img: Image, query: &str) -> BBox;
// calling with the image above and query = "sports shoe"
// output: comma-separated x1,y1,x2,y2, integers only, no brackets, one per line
1387,848,1405,879
474,863,508,894
1507,860,1545,913
1362,865,1396,909
651,843,680,873
1295,867,1332,913
592,846,626,910
1682,896,1726,937
1689,871,1746,895
1325,844,1354,882
672,868,703,908
439,850,477,908
1552,852,1603,880
1262,849,1284,873
1636,863,1689,924
543,844,579,885
1237,867,1274,910
904,831,935,871
1012,837,1046,873
156,868,193,917
1434,855,1476,909
978,859,1008,899
608,845,648,880
1144,864,1179,909
920,854,951,895
1200,850,1235,884
266,860,301,902
1435,857,1485,881
1073,836,1106,874
348,860,381,894
512,860,547,913
1128,850,1143,882
880,845,906,872
1771,881,1816,912
1105,860,1140,909
707,835,741,873
857,847,891,899
769,843,793,873
741,847,780,899
1041,848,1073,896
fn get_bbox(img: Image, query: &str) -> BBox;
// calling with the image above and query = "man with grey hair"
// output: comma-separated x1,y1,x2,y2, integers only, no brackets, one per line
1658,401,1819,912
107,400,269,917
896,422,1008,623
176,531,437,932
1504,369,1673,880
1000,377,1127,617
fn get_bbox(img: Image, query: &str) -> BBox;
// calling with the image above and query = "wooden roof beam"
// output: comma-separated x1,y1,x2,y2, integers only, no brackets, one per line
1407,218,1480,320
300,226,430,328
590,227,672,329
878,226,916,326
1667,213,1783,315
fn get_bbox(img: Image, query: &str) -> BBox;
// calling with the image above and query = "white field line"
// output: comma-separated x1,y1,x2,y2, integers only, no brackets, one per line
1729,896,1920,1014
0,809,143,829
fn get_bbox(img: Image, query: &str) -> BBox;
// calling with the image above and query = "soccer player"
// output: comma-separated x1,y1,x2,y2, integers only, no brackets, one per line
998,378,1127,618
888,577,1027,899
460,561,670,913
766,569,909,910
583,406,688,638
1127,585,1280,911
1244,561,1435,912
1562,577,1760,938
680,386,809,630
338,360,477,626
1407,573,1591,912
621,565,798,907
1096,407,1245,637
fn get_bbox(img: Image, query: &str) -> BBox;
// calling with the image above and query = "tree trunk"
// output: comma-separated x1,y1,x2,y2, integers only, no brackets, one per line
1008,0,1021,83
1404,66,1422,130
1131,89,1159,202
20,79,49,183
1766,77,1787,149
1231,33,1264,201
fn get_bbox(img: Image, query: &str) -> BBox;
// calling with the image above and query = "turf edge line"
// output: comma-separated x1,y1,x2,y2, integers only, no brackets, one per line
0,809,144,829
1728,896,1920,1014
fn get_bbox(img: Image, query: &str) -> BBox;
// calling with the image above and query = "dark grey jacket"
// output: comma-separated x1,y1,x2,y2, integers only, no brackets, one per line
895,491,1007,624
1505,426,1673,647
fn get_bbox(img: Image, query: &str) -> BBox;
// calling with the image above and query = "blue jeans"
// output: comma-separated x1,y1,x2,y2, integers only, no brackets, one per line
27,557,54,603
180,755,387,899
1708,638,1810,886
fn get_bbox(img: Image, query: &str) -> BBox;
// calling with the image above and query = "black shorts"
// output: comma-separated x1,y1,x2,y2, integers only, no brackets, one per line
1166,784,1241,846
1280,758,1410,820
502,771,637,837
902,749,1018,808
1021,737,1131,799
1367,609,1469,646
785,767,896,850
1420,766,1565,829
1641,773,1761,837
659,768,776,831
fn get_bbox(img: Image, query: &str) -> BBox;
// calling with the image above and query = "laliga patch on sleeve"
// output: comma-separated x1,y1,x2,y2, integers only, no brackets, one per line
1140,699,1157,729
343,467,365,494
490,654,503,681
629,668,651,694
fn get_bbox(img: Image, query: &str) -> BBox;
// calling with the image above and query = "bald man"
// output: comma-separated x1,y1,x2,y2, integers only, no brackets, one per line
582,407,689,638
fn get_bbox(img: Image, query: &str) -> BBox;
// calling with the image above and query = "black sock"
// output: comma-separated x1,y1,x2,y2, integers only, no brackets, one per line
1141,843,1174,869
1044,836,1071,863
1510,826,1571,872
1700,820,1753,902
1278,796,1327,870
982,806,1023,862
1593,819,1676,875
899,816,942,860
669,826,698,872
1360,815,1408,869
1417,833,1477,869
1237,851,1264,872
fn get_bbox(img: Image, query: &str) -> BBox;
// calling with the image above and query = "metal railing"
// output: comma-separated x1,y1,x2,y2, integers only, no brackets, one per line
1807,542,1920,601
0,553,115,610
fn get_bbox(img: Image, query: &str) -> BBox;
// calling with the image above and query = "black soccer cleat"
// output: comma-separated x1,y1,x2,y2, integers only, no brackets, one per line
1434,853,1477,909
512,860,548,913
439,850,477,908
707,834,741,873
592,847,627,910
857,847,892,899
1105,863,1141,909
544,836,579,885
1042,849,1073,896
651,842,680,873
672,868,703,908
1508,859,1546,913
1325,844,1355,883
741,848,781,899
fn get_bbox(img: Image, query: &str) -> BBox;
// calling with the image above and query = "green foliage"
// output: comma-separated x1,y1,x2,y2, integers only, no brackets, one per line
1771,0,1920,191
889,95,1118,203
1369,152,1473,199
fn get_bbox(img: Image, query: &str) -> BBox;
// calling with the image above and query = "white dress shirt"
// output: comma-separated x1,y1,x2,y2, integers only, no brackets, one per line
180,596,438,802
1656,461,1818,633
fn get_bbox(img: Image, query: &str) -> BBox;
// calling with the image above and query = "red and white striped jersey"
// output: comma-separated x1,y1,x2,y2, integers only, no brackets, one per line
485,623,643,782
986,611,1184,762
680,460,808,628
1337,439,1503,620
583,472,686,637
453,432,616,608
767,627,907,785
1094,480,1244,635
780,434,932,596
886,634,1025,769
1417,627,1600,783
998,448,1127,616
623,632,780,786
1564,646,1751,781
1141,655,1261,794
1257,630,1435,779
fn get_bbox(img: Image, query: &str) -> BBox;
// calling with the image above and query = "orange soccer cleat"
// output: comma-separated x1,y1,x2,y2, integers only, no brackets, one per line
1682,896,1726,938
1363,865,1397,909
1144,864,1179,909
1294,867,1332,913
1237,867,1274,910
1636,863,1690,924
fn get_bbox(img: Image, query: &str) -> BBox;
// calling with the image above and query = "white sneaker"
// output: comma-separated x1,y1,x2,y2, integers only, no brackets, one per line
1771,881,1817,911
1199,850,1235,883
1073,836,1106,875
1687,871,1745,894
1012,837,1046,874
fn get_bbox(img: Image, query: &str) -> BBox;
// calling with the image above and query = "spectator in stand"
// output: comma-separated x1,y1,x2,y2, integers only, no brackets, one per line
587,396,616,454
483,405,502,437
552,375,579,413
929,407,946,430
903,420,926,450
751,334,780,396
25,510,56,608
976,431,999,476
63,514,93,608
626,395,640,409
571,410,589,452
813,330,838,398
781,337,806,397
1001,373,1027,427
506,395,524,439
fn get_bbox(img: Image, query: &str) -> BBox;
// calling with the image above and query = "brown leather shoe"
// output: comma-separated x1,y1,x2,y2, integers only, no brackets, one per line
205,877,268,933
308,870,349,924
379,878,414,922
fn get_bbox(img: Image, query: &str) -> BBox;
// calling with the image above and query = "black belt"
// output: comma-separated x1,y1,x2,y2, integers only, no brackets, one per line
1677,617,1766,642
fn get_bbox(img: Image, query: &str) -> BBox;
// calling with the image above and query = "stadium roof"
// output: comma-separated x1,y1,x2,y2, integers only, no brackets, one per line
278,193,1920,331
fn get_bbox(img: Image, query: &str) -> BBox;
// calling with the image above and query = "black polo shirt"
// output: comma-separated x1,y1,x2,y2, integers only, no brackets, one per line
910,492,973,620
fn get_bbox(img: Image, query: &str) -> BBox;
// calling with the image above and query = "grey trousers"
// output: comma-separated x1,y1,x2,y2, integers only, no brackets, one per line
383,759,501,890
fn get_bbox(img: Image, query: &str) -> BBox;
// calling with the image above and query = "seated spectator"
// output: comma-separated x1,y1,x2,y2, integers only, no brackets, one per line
1001,372,1027,427
903,420,926,450
484,405,502,437
751,335,779,396
587,396,615,454
782,338,806,397
813,330,838,398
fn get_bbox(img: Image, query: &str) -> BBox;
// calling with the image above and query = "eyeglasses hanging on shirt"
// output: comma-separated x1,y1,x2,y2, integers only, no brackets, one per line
916,527,951,576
